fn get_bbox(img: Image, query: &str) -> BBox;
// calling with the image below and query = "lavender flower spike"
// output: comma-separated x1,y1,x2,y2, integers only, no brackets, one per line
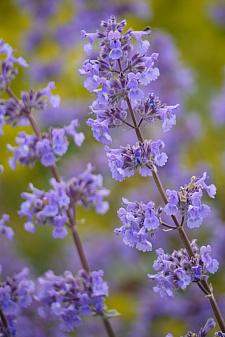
163,172,216,229
115,198,161,252
148,241,219,298
105,139,167,181
36,269,108,332
80,16,178,146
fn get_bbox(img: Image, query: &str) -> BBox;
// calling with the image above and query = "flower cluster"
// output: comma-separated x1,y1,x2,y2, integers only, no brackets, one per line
36,269,108,332
19,165,109,238
66,163,110,214
7,119,84,169
0,81,60,128
148,241,219,298
0,266,34,336
164,172,216,228
134,93,179,132
19,179,71,239
105,139,167,181
0,214,14,240
0,40,28,92
115,198,161,252
80,16,178,145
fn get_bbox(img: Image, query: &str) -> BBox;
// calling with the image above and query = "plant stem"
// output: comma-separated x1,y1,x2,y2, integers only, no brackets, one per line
0,308,10,337
121,71,225,331
5,88,117,337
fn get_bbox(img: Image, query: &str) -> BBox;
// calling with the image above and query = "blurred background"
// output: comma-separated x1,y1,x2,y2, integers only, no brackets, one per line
0,0,225,336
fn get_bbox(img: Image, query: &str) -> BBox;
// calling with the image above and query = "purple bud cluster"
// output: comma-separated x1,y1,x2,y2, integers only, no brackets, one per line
0,266,34,336
105,139,167,181
7,119,84,169
19,179,71,238
0,40,28,92
19,164,109,238
164,172,216,229
148,241,219,298
80,16,178,145
115,198,161,252
66,163,110,214
36,269,108,332
0,81,60,128
0,214,14,240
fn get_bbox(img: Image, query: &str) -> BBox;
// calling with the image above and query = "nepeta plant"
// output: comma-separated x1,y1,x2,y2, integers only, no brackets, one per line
80,16,225,335
0,39,116,337
0,11,224,337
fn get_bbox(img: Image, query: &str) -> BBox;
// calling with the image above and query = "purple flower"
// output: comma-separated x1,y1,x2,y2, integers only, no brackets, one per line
7,119,84,169
36,269,108,332
87,119,112,145
127,74,144,102
105,140,167,181
0,40,28,92
36,138,55,167
19,179,70,238
39,82,60,108
148,241,219,298
7,132,38,169
163,172,216,229
64,119,85,147
115,198,161,252
0,266,34,336
67,164,110,214
200,245,219,274
0,214,14,240
51,128,69,156
1,82,60,128
19,164,109,237
136,93,179,132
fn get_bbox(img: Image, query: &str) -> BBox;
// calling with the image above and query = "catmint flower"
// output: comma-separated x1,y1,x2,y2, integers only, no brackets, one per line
148,241,219,298
0,266,34,336
0,214,14,240
80,16,178,145
115,198,161,252
36,269,108,332
136,93,179,132
19,179,70,239
66,163,110,214
86,119,112,145
105,139,167,181
1,82,60,127
19,165,109,237
7,119,84,169
0,40,28,92
7,132,38,169
164,172,216,228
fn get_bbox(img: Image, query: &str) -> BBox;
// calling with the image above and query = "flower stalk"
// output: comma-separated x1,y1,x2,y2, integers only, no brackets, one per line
124,89,225,332
5,86,117,337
